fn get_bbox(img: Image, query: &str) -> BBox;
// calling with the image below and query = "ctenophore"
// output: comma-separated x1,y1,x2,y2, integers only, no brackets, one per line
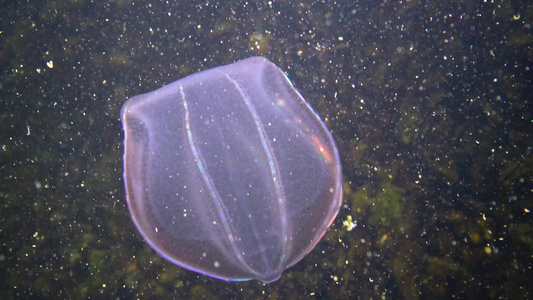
120,56,342,283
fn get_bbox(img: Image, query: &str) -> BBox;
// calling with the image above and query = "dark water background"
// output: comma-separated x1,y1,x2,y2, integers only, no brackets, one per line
1,1,531,299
